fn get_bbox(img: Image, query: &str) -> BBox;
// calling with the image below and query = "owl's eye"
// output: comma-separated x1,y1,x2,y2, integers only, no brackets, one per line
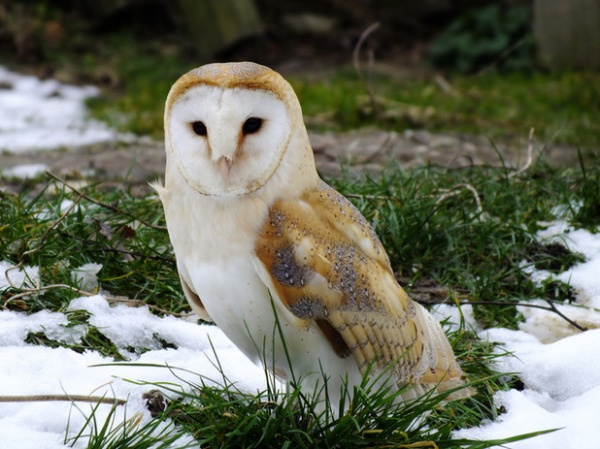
191,121,207,136
242,117,263,135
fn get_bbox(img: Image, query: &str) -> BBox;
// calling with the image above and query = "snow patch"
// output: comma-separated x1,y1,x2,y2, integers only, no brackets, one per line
0,66,118,153
1,163,50,179
0,261,40,291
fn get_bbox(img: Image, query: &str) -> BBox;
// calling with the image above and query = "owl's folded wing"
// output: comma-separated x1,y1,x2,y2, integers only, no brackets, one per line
255,181,464,388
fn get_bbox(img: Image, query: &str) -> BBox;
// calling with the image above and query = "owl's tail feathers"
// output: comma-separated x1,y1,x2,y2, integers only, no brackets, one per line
416,306,476,401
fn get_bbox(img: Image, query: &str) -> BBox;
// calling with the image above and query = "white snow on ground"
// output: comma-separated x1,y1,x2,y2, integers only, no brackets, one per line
2,67,600,448
0,66,117,154
0,296,274,449
0,261,40,291
452,222,600,448
1,163,50,179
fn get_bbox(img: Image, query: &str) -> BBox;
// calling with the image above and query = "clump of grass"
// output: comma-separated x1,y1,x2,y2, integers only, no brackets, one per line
84,33,192,138
97,343,546,449
66,398,190,449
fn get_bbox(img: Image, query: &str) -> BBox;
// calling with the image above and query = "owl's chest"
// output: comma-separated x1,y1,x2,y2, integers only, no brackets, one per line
186,253,270,329
184,250,310,371
166,197,282,352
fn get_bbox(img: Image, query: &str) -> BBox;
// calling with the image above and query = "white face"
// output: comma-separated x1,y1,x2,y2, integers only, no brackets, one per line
167,85,291,196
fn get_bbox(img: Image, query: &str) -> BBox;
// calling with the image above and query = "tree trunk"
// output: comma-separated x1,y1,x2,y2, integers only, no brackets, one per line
534,0,600,70
177,0,263,61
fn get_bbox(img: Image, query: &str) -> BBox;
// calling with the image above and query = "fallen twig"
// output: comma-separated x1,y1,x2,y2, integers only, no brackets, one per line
352,22,380,115
436,183,484,216
3,281,190,316
508,128,536,179
434,74,459,97
0,394,126,405
543,299,588,332
418,299,589,332
107,296,192,317
345,193,396,201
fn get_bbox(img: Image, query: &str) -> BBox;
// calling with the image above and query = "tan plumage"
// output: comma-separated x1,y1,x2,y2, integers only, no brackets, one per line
156,61,467,409
256,181,464,387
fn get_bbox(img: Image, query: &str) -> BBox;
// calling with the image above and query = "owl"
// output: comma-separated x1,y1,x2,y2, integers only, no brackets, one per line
155,62,468,410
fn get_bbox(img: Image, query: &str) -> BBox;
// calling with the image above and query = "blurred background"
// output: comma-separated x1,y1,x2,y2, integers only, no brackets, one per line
0,0,598,167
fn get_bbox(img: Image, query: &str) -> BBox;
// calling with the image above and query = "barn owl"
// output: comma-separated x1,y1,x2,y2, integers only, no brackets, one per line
155,62,467,410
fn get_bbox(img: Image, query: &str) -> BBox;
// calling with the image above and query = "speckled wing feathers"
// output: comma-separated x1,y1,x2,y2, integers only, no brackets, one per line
255,181,463,388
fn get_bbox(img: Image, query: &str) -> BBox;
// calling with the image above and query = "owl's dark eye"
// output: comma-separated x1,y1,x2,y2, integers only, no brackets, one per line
242,117,263,135
191,121,207,136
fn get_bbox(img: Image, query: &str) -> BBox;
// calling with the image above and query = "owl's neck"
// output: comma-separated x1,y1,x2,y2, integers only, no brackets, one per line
158,176,268,263
258,126,320,201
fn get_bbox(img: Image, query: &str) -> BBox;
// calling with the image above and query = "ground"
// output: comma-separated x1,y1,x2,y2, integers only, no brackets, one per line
0,128,585,191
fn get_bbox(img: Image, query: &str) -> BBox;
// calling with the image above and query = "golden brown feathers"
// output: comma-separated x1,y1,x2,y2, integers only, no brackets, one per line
256,181,465,391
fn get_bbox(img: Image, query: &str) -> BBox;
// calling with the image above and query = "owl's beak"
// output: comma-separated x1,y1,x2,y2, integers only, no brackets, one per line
218,156,233,179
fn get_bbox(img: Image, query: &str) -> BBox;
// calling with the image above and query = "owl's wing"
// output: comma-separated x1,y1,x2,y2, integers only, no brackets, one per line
255,181,464,389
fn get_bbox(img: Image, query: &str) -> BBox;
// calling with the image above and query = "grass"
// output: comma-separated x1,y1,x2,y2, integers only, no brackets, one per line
112,357,548,449
1,153,596,447
2,0,599,149
85,60,600,149
0,180,184,316
65,398,189,449
78,48,600,149
19,24,595,148
289,69,600,148
2,156,593,323
80,33,193,138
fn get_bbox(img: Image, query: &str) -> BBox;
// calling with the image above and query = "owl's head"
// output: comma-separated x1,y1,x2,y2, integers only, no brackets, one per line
164,62,316,197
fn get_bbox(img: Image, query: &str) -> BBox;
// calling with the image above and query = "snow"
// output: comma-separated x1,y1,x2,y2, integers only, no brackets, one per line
0,261,40,291
2,68,600,448
1,163,50,179
536,221,600,307
0,66,117,155
71,263,103,292
0,296,274,448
